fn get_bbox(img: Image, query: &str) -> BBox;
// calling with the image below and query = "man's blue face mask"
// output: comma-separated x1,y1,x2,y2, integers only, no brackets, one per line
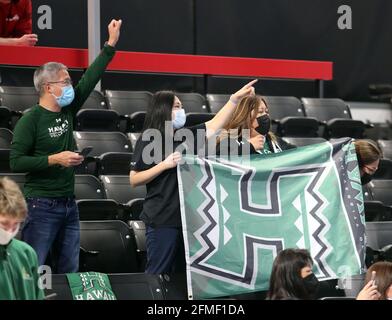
52,85,75,108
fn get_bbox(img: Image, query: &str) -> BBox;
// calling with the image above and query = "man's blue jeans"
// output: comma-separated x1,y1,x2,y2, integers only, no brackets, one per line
22,197,80,273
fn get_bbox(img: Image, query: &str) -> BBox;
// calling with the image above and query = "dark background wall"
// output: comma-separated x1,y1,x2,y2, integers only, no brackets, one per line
2,0,392,100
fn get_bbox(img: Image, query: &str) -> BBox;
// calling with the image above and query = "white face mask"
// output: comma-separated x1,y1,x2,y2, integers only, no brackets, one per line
0,225,19,245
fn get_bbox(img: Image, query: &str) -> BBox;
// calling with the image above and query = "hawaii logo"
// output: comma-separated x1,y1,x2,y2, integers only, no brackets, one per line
48,119,69,138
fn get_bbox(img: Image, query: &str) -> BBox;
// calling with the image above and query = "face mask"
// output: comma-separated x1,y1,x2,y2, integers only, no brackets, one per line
52,85,75,108
361,173,374,185
303,273,320,298
173,109,186,129
0,224,19,246
255,114,271,136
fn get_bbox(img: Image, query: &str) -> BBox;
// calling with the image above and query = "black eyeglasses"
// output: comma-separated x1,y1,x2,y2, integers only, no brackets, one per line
47,79,73,86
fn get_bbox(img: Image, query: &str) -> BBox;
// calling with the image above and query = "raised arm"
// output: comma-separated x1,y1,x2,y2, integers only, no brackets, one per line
68,19,122,115
205,79,257,138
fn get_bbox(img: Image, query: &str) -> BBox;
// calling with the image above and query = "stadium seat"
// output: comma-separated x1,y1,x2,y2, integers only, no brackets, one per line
76,199,121,221
184,112,215,127
362,183,373,202
73,131,132,156
81,90,107,109
128,111,146,132
128,220,147,271
128,132,141,150
368,179,392,206
79,220,139,273
364,201,392,222
100,175,146,204
377,140,392,160
282,137,326,147
0,149,11,173
263,96,319,137
365,221,392,250
0,86,38,113
0,173,25,191
176,92,208,113
97,152,133,175
74,175,106,200
124,198,144,221
0,128,13,148
301,98,366,139
206,94,230,113
44,273,165,300
75,109,120,131
373,159,392,180
336,274,365,298
348,101,392,141
0,107,12,129
105,90,152,115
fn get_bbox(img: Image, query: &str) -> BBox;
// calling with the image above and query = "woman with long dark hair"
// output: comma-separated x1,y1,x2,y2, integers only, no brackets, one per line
130,80,257,275
267,248,320,300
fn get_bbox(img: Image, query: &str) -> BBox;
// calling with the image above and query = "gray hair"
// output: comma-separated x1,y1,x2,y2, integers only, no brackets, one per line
33,62,68,96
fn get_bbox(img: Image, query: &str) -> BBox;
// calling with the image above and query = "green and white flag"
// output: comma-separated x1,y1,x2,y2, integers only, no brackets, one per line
177,138,365,299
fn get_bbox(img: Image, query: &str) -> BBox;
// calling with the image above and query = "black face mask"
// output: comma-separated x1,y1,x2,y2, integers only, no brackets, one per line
361,173,374,185
302,273,319,298
255,114,271,136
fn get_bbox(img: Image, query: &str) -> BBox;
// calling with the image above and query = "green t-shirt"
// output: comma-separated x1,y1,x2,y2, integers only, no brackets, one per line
10,45,115,197
0,239,44,300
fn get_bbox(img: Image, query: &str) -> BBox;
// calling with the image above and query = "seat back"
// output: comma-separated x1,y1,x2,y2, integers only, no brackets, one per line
75,109,120,131
374,159,392,180
73,131,132,156
301,98,351,122
378,140,392,160
79,220,139,273
0,86,38,112
97,152,133,176
0,107,12,129
77,199,120,221
0,149,11,173
105,90,152,115
364,201,392,222
185,112,215,127
365,222,392,250
282,137,326,147
128,111,146,132
125,198,144,221
0,128,13,148
177,93,208,113
368,179,392,206
278,116,319,137
206,94,230,113
74,175,106,200
81,90,107,109
264,96,305,120
100,175,146,204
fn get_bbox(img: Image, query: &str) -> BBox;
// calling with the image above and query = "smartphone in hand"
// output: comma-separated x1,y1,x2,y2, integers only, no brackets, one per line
76,146,93,158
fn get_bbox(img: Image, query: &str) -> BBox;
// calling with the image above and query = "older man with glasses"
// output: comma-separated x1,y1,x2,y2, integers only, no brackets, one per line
10,19,122,273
